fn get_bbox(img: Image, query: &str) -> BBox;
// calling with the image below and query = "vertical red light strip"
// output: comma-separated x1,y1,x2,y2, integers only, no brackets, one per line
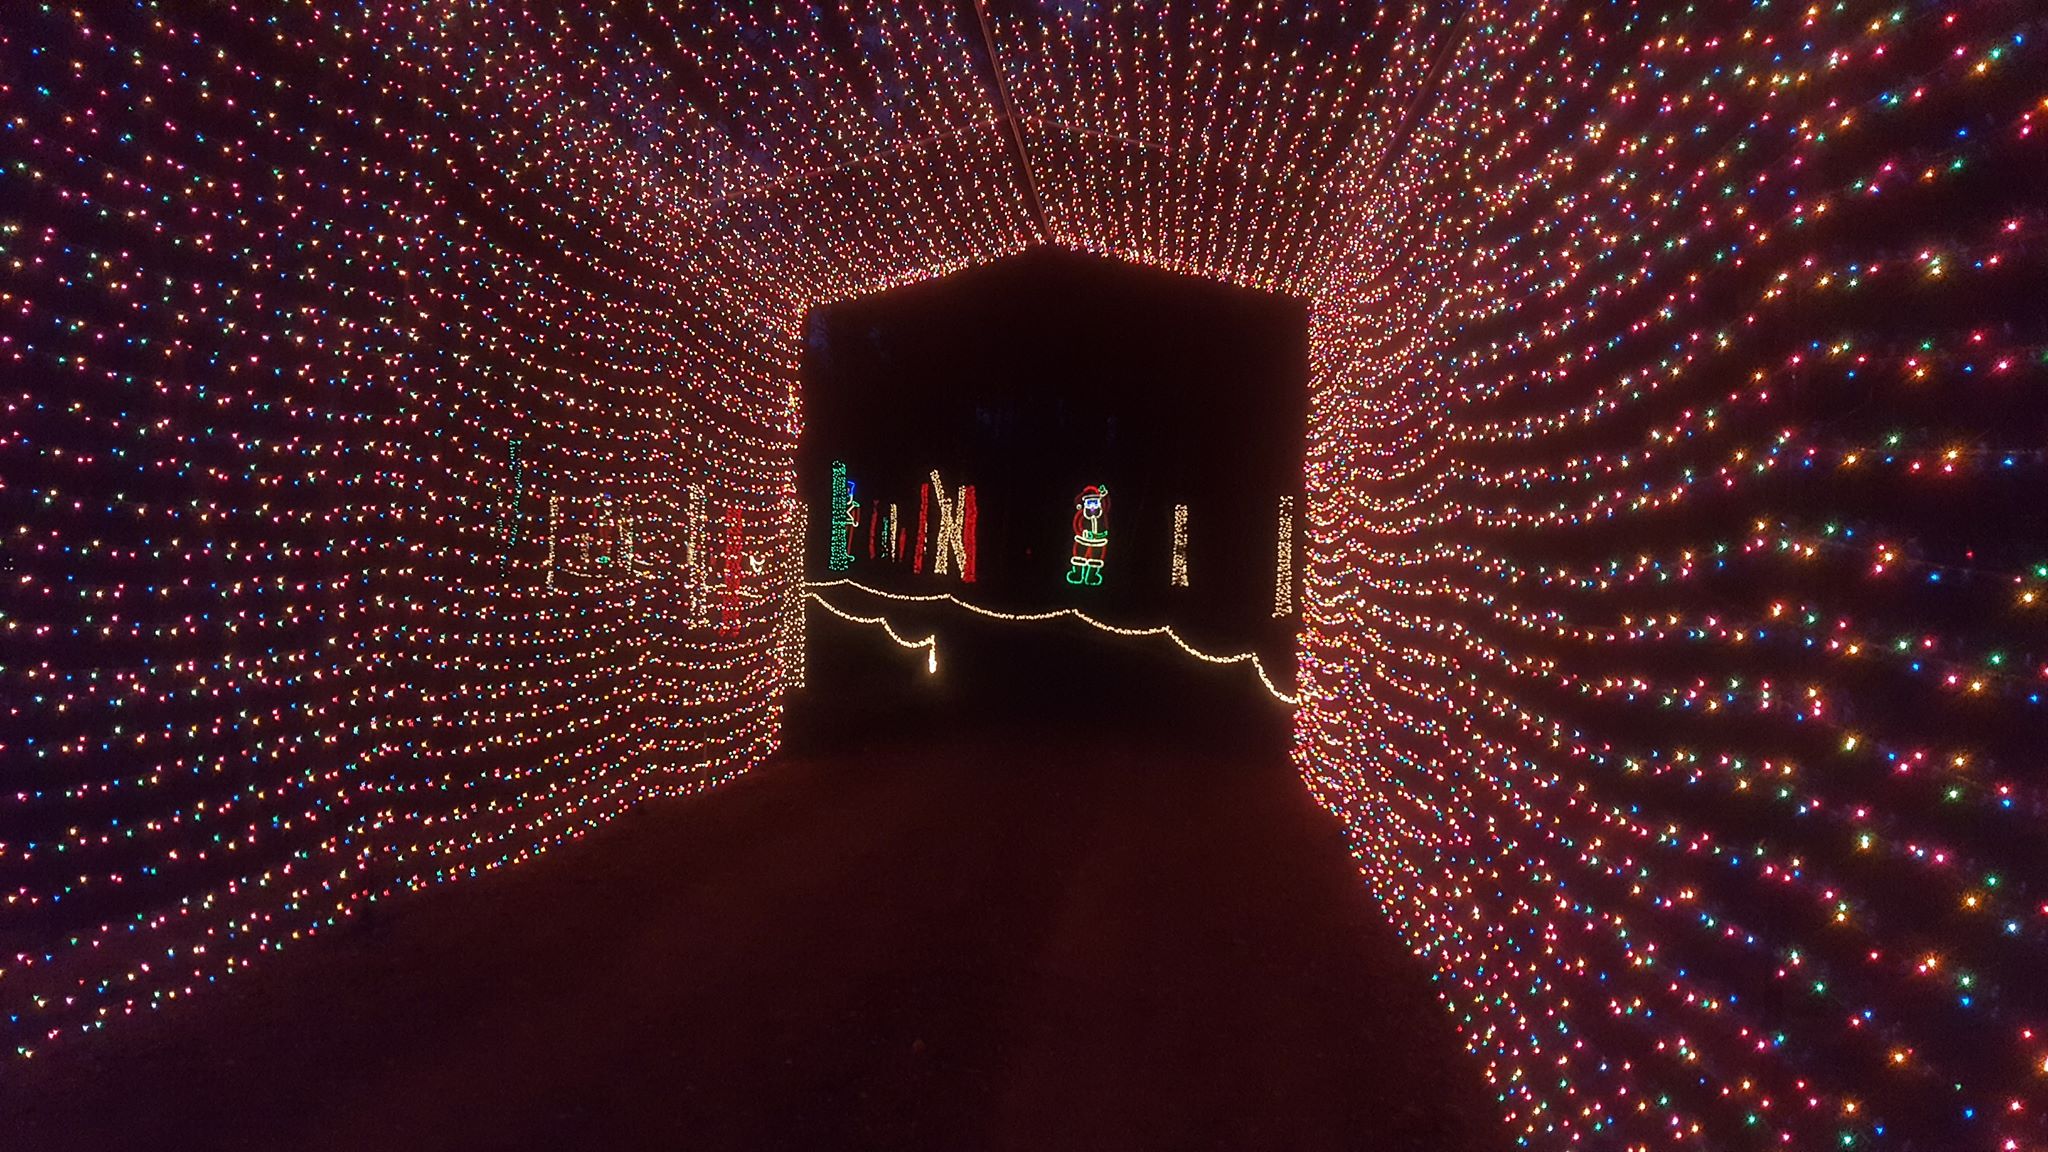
960,485,978,584
913,482,931,574
718,502,747,637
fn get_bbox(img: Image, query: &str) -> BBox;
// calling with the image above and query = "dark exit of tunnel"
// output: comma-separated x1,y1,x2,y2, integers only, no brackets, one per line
797,247,1310,683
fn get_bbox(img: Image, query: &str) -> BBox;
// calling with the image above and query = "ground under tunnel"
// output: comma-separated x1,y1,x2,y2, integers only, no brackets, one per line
0,615,1494,1151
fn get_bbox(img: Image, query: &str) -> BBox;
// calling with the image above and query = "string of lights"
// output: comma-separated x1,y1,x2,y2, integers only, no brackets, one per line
804,590,938,676
808,580,1298,705
1170,503,1190,588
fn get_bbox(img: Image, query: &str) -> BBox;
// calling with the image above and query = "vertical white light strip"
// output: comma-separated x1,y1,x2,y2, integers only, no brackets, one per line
782,494,807,689
1170,503,1190,586
545,493,560,591
1273,495,1294,617
929,469,968,577
686,482,708,618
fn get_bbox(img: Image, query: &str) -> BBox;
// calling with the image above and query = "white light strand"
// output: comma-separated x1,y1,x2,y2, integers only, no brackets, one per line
1272,495,1294,618
686,482,708,618
619,513,635,573
545,493,560,591
807,590,939,674
809,579,1296,704
781,495,809,689
928,469,970,578
1170,503,1190,587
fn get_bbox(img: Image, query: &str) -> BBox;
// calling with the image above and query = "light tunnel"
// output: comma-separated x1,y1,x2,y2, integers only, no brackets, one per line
3,1,2046,1148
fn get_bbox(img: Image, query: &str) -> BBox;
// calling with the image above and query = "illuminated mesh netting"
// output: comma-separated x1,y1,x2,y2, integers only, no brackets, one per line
3,2,2044,1147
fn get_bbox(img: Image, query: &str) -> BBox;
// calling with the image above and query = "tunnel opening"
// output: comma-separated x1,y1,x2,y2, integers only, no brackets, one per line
793,247,1308,714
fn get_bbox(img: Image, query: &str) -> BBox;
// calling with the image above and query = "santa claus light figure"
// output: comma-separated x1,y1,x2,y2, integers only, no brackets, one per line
1066,484,1109,586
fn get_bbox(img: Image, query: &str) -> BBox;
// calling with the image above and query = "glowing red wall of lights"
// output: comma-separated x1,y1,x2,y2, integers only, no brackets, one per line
3,3,2044,1148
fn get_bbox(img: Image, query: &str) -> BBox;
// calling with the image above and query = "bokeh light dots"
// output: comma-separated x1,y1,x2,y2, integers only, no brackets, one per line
3,3,2044,1148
